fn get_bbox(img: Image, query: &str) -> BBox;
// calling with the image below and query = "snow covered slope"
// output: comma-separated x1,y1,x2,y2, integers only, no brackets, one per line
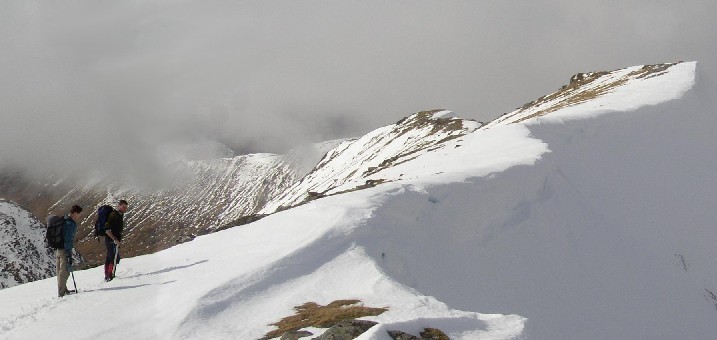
358,61,717,339
261,110,482,213
2,61,716,339
0,200,54,289
483,62,693,127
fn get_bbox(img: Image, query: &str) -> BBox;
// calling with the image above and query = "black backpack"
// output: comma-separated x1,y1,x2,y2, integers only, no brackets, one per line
46,216,66,249
94,205,113,237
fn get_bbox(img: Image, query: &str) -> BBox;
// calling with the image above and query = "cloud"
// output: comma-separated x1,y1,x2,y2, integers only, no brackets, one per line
1,0,715,185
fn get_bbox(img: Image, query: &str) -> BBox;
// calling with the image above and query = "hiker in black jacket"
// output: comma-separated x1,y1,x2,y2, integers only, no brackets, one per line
104,199,128,281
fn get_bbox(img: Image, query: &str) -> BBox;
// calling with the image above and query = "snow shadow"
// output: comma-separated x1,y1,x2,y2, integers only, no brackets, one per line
174,235,356,337
123,260,209,279
85,280,176,293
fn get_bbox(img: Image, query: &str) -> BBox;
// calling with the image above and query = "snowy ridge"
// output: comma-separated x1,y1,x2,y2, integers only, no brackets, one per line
2,61,717,339
261,110,481,213
261,61,694,217
484,61,695,128
0,200,54,289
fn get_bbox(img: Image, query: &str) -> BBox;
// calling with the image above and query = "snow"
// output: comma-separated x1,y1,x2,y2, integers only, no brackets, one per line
483,62,696,128
2,61,716,339
260,110,483,213
0,200,54,289
0,186,525,339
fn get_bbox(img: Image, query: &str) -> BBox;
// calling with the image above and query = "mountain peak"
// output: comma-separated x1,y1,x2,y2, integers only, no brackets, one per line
485,61,695,127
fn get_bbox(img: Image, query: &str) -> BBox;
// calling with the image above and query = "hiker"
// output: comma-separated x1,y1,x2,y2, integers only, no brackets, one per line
57,205,83,297
104,199,128,281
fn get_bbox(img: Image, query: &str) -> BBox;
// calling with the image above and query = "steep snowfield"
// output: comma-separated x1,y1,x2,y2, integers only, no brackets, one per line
2,61,715,339
363,66,717,338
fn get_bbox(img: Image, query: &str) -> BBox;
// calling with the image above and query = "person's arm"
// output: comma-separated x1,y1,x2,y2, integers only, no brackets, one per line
63,220,75,267
63,220,75,253
105,212,121,244
106,229,120,244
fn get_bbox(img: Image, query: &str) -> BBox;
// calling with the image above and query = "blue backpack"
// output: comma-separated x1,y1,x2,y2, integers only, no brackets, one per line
94,205,114,237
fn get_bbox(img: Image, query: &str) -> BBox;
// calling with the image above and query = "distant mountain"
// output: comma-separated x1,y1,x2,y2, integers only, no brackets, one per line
0,141,339,274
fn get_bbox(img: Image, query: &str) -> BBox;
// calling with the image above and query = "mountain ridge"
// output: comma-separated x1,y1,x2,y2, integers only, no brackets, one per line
2,60,714,339
0,61,701,296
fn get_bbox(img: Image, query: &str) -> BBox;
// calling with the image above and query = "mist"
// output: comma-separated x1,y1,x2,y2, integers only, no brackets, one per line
1,0,715,185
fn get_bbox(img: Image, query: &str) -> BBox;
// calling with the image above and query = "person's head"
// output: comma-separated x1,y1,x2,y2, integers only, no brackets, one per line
69,205,83,222
117,199,129,213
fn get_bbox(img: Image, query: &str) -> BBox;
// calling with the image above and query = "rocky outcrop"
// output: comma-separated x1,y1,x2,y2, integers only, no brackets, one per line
418,328,450,340
387,328,450,340
0,200,55,289
313,319,377,340
279,330,313,340
387,330,420,340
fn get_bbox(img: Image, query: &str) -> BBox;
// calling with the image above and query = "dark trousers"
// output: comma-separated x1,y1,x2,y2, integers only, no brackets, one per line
104,236,120,264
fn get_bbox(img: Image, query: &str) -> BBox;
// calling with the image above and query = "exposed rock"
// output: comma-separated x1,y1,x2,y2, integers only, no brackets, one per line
280,330,313,340
419,328,450,340
313,319,377,340
387,330,420,340
387,328,450,340
0,200,56,289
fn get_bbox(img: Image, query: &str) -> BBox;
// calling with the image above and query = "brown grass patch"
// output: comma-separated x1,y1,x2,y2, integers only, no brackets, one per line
263,299,388,339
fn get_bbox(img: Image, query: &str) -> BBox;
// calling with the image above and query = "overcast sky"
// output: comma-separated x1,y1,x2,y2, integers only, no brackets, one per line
1,0,715,184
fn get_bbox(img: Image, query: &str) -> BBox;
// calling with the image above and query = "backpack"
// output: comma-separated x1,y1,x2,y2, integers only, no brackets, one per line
94,205,114,237
46,216,66,249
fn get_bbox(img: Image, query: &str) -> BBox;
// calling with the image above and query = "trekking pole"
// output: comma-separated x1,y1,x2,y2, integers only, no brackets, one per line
70,271,78,293
68,261,78,293
112,243,119,278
